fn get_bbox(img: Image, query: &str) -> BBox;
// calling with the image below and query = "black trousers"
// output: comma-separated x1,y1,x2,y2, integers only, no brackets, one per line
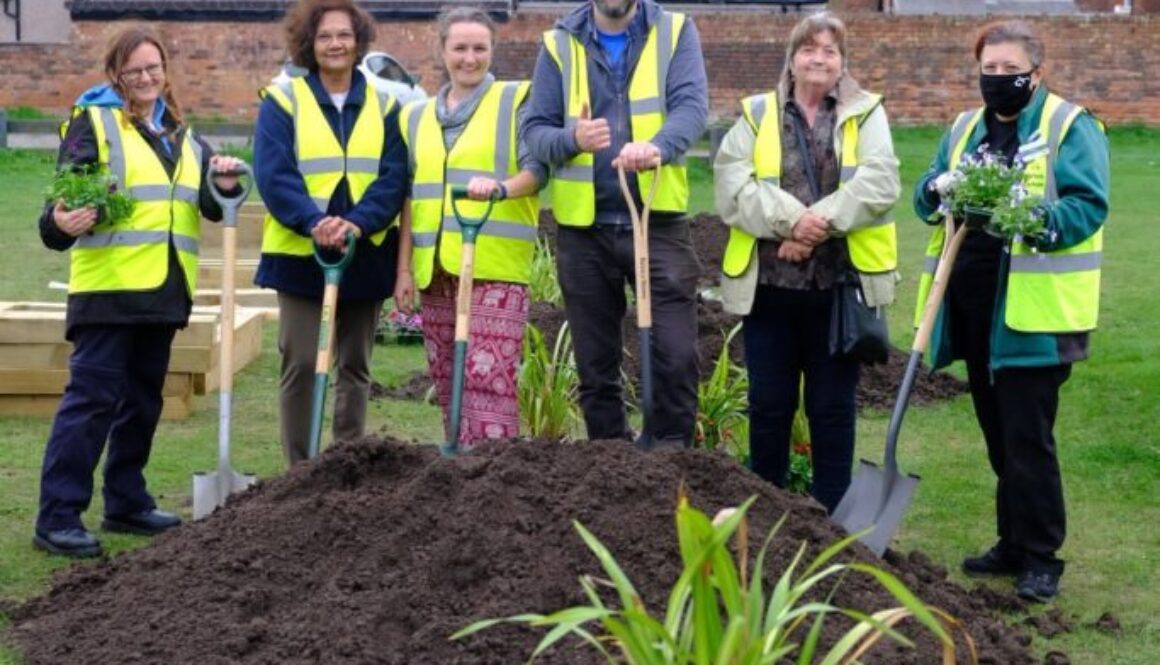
556,220,700,445
947,279,1071,574
743,286,859,513
38,324,177,532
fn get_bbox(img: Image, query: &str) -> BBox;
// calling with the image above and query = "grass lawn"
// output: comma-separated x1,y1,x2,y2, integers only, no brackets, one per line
1,127,1158,664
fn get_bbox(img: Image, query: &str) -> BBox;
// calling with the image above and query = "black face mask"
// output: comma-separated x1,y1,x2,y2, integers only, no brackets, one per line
979,71,1037,116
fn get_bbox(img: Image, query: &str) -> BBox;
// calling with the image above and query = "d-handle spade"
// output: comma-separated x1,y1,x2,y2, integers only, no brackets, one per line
307,230,357,459
193,163,257,520
617,163,660,450
831,215,969,555
441,186,495,457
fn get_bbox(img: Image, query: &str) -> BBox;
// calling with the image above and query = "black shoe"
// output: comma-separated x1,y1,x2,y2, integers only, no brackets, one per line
1017,569,1060,603
102,509,182,536
33,528,103,558
962,545,1022,576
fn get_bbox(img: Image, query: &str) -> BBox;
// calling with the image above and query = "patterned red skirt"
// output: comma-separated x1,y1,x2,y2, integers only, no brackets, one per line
421,270,529,449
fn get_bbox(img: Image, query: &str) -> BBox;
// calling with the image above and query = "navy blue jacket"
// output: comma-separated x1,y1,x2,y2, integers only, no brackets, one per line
523,0,708,224
253,70,407,301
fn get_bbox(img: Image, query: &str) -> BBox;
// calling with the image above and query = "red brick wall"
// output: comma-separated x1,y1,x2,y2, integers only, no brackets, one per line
1,12,1156,125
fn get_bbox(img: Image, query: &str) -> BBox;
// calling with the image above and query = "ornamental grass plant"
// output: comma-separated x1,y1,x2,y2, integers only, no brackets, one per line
518,321,581,441
694,323,749,463
454,492,976,664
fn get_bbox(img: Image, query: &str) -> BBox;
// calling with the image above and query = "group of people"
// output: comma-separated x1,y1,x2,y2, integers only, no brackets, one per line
33,0,1108,605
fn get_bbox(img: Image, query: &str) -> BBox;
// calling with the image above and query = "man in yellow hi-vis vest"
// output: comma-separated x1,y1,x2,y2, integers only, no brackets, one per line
524,0,708,448
914,21,1109,603
254,0,407,465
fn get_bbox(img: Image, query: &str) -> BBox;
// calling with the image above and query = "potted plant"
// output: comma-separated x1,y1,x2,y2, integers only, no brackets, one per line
45,165,136,227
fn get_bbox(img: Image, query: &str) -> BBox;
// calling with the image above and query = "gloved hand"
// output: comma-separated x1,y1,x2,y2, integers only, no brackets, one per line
929,171,962,198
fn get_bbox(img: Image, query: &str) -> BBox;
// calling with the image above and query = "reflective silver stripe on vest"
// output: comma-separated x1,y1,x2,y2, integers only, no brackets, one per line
760,176,781,186
555,164,593,182
411,183,443,200
346,157,380,174
1009,251,1100,274
406,102,428,174
126,184,198,204
748,95,767,131
493,82,520,177
412,231,438,248
97,109,127,185
923,255,939,274
446,167,502,184
312,196,329,211
840,165,858,183
74,229,200,255
299,156,345,175
629,97,664,115
276,80,301,158
443,216,537,241
1045,100,1078,203
948,110,978,164
172,233,199,255
554,30,574,115
655,12,674,116
74,229,167,249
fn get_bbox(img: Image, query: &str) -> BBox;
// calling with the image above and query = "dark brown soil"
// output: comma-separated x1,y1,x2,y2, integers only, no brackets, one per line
8,437,1036,664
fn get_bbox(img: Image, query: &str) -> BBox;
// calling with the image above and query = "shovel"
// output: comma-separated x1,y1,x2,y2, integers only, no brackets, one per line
306,230,357,459
192,163,257,520
441,186,495,457
617,163,660,450
832,215,969,556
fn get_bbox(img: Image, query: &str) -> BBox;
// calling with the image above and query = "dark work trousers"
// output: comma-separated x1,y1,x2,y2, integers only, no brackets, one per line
946,279,1071,575
36,324,177,532
555,220,701,445
743,286,859,513
277,292,382,465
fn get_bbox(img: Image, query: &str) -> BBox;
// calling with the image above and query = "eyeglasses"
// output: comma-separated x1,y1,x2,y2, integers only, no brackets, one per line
315,31,356,45
120,63,164,83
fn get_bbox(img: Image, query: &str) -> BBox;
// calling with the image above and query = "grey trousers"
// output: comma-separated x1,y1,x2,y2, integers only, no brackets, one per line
276,292,382,465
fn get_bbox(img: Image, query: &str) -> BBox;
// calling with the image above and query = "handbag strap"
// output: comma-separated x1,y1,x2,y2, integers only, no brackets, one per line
788,104,822,203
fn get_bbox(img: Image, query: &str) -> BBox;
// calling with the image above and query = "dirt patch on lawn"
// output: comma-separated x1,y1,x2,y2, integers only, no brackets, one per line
9,437,1037,664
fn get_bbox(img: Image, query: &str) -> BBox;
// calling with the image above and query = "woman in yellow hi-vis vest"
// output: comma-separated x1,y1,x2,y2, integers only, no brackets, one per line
395,8,545,448
34,27,243,558
714,13,900,514
254,0,407,465
914,21,1109,603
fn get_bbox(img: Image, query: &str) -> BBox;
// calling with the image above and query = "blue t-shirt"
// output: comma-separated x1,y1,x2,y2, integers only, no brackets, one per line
596,28,629,85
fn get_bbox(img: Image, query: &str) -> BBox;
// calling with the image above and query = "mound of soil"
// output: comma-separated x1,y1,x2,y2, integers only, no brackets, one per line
8,437,1036,664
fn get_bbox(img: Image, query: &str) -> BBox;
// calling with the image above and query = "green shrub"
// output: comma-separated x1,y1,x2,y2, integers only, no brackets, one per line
45,165,135,226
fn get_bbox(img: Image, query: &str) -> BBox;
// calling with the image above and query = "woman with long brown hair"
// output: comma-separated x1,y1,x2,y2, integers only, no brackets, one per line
34,26,243,557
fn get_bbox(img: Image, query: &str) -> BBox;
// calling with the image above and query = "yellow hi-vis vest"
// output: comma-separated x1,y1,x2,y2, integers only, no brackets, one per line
542,11,689,226
915,92,1102,332
70,106,203,295
720,91,898,278
259,77,395,256
400,81,539,289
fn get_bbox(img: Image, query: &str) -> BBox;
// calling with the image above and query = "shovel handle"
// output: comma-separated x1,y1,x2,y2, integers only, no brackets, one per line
208,162,253,228
617,164,660,329
313,230,357,279
449,186,495,244
912,216,969,355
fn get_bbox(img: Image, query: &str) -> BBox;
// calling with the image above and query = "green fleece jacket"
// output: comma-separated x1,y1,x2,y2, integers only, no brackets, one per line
913,85,1110,371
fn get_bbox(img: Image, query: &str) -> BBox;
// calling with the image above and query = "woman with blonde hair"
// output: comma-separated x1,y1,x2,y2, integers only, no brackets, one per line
35,26,243,557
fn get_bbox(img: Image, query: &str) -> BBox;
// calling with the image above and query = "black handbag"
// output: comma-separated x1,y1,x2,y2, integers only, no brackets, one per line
829,270,889,364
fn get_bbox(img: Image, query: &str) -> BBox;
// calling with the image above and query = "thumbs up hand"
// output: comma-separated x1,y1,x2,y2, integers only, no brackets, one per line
573,101,611,153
